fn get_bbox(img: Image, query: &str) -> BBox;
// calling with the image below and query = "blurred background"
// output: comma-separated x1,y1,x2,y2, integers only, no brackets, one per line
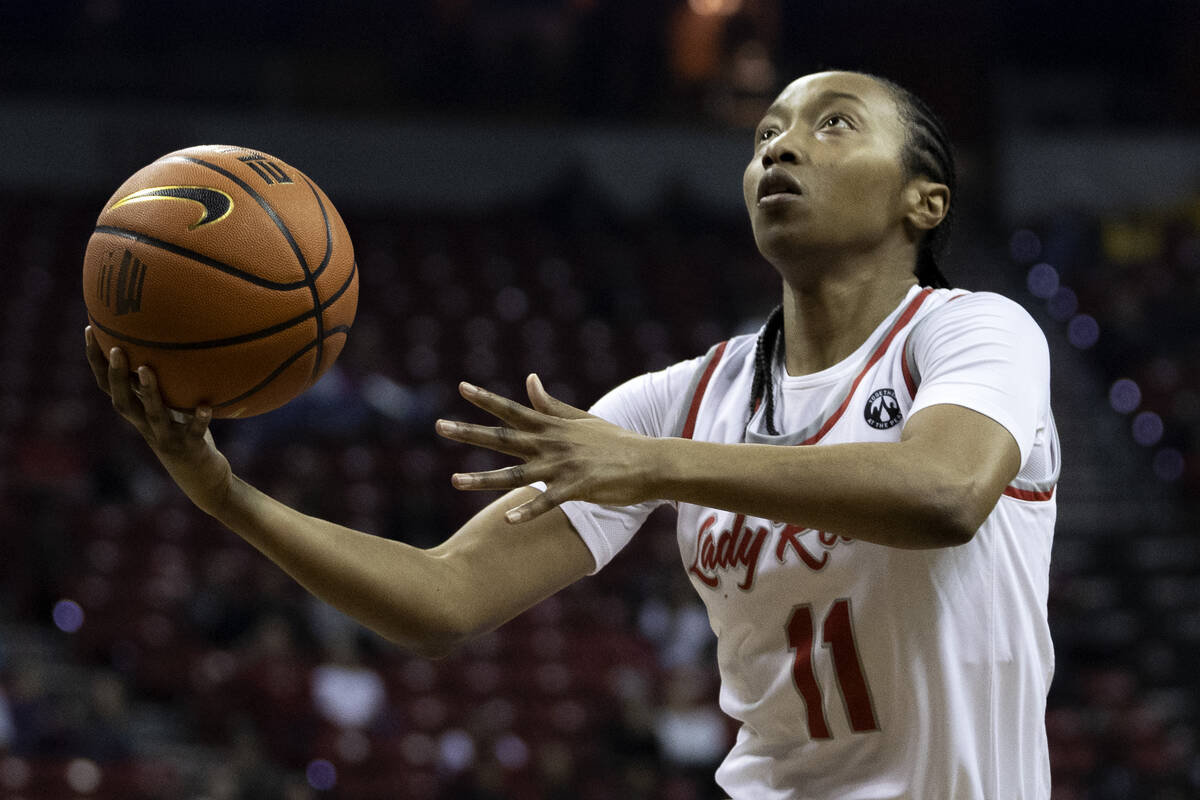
1,1,1199,798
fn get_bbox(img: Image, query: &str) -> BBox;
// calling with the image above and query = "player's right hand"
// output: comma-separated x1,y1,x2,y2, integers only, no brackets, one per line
85,325,233,515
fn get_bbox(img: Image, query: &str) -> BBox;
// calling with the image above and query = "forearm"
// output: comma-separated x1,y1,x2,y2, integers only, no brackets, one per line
653,437,980,548
211,476,465,656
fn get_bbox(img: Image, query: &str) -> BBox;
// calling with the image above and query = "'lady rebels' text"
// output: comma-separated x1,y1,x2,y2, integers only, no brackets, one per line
688,514,851,591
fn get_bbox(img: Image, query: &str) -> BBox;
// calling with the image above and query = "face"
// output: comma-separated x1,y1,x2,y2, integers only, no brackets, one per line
742,71,913,268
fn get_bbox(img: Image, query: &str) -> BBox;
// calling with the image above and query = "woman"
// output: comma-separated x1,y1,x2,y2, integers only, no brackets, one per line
86,70,1058,798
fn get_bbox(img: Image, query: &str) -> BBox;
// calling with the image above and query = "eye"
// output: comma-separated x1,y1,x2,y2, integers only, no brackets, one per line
757,127,779,143
820,114,853,130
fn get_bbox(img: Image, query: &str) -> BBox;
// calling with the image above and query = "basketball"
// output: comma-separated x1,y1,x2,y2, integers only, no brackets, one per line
82,144,358,418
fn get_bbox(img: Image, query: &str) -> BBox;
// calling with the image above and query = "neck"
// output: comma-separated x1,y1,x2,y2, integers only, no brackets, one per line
779,268,918,376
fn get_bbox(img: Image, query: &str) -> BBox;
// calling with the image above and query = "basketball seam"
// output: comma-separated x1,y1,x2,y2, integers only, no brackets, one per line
214,323,351,410
92,226,310,291
301,175,334,282
181,156,326,381
85,260,357,351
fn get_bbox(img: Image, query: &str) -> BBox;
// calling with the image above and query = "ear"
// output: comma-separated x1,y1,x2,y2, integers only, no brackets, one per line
903,178,950,233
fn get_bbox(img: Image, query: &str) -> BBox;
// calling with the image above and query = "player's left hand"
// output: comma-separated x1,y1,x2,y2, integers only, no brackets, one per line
436,374,661,523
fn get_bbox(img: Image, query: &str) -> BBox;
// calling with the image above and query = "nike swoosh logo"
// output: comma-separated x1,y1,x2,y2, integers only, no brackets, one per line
110,186,234,229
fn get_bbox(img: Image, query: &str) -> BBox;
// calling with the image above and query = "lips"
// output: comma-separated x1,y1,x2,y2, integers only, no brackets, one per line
757,167,804,202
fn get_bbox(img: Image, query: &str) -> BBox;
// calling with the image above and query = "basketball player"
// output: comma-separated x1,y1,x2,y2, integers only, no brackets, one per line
86,71,1057,798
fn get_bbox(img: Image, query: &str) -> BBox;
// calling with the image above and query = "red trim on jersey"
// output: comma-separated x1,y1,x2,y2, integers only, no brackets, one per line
901,291,965,400
682,341,728,440
799,289,933,446
900,344,918,399
1002,485,1055,502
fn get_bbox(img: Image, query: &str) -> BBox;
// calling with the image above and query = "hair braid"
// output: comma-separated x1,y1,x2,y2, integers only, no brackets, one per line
748,305,784,435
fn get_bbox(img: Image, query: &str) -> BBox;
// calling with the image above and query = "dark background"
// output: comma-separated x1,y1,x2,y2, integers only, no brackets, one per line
1,1,1198,798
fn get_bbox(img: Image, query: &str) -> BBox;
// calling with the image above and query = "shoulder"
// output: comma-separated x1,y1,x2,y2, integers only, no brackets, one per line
910,289,1046,346
642,332,759,403
697,332,759,372
590,333,759,436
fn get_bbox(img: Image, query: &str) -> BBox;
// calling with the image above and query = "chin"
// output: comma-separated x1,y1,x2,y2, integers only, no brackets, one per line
753,226,809,264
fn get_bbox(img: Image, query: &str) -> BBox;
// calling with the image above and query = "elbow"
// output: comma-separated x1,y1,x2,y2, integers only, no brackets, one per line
933,514,978,548
393,553,487,659
924,475,995,547
381,604,478,661
410,633,464,661
391,625,470,661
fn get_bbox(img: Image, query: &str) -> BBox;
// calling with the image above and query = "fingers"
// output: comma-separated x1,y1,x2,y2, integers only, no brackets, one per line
188,407,214,440
449,465,565,523
84,326,111,395
435,419,532,457
450,463,540,491
107,346,145,426
503,492,560,524
136,367,171,437
526,373,590,420
459,382,545,429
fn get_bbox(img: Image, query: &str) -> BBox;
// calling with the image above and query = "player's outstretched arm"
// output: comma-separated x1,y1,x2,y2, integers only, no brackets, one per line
84,328,594,657
439,374,1020,550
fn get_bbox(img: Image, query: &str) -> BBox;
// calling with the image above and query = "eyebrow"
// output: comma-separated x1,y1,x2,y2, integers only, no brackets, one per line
761,90,868,121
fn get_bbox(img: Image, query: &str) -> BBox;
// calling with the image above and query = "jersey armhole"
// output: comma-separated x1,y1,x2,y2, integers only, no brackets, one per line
672,340,728,439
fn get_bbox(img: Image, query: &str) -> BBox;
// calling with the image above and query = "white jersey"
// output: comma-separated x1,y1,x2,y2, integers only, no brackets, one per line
550,286,1058,799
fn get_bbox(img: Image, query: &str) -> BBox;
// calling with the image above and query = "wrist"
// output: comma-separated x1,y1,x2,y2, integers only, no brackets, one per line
153,443,234,517
197,466,236,519
640,435,683,502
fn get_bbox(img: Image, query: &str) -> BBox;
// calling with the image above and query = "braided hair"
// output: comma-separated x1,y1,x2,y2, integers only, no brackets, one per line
748,74,957,434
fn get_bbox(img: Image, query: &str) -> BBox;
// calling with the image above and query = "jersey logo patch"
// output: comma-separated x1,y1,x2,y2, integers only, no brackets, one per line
864,388,902,430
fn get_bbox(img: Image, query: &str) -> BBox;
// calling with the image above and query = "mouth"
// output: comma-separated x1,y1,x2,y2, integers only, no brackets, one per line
756,167,804,205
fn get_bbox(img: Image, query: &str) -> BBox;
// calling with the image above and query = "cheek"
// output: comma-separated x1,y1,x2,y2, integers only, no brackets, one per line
830,159,903,217
742,162,759,211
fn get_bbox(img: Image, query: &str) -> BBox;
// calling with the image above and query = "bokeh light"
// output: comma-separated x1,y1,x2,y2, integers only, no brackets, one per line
1047,287,1079,321
1067,314,1100,349
1026,263,1060,299
1131,411,1164,446
494,734,530,769
688,0,743,14
0,757,31,790
1108,379,1142,414
52,599,84,633
438,730,476,773
305,759,337,791
65,759,101,793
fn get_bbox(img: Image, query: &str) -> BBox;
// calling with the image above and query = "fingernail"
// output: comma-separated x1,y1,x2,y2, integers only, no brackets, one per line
453,473,474,487
436,419,457,434
138,368,149,386
109,348,122,364
505,509,522,523
462,382,479,395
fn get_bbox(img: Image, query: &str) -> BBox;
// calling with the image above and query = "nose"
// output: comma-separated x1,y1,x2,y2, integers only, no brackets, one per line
761,135,802,168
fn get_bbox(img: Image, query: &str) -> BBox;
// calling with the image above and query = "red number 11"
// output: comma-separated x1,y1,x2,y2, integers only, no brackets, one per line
786,598,879,739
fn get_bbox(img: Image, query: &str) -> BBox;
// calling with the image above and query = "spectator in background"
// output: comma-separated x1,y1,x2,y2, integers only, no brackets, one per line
653,666,728,778
310,634,386,732
0,684,15,751
81,673,132,762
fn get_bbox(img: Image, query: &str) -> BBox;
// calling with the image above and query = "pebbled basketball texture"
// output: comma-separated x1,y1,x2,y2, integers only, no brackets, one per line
83,145,358,418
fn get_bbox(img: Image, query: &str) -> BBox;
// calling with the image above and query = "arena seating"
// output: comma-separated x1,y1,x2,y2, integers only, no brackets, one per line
0,191,1196,798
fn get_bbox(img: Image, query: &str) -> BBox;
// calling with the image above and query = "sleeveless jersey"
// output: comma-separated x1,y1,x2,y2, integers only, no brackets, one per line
552,286,1058,799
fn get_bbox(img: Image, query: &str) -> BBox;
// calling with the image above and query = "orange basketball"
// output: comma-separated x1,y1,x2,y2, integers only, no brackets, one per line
83,145,358,418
